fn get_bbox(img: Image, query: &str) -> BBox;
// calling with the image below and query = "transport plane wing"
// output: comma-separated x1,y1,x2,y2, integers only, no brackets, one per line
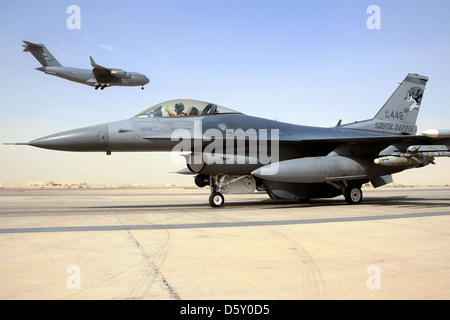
7,73,450,207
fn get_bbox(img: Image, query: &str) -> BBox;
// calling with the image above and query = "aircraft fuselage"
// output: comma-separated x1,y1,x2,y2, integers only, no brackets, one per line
35,66,148,88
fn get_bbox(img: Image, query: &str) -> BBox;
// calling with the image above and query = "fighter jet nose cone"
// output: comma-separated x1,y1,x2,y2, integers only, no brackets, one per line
29,124,109,151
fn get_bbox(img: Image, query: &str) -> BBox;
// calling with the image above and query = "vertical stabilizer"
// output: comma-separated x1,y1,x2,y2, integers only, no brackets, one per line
341,73,428,135
22,40,62,67
373,73,428,127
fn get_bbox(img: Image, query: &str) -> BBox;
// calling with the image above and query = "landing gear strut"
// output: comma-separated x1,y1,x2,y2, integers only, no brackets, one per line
203,174,256,208
209,175,226,208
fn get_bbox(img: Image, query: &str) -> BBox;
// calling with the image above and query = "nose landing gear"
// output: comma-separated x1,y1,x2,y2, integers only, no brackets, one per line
209,192,225,207
205,174,257,208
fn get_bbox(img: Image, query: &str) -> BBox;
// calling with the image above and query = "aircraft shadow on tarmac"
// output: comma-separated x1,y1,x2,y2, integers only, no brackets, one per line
88,194,450,210
1,194,448,234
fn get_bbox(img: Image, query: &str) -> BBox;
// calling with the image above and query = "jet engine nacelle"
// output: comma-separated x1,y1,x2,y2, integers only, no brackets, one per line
110,69,130,78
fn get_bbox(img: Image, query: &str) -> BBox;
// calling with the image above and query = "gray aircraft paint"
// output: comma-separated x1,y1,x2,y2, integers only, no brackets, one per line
23,41,149,90
340,73,427,135
8,74,450,206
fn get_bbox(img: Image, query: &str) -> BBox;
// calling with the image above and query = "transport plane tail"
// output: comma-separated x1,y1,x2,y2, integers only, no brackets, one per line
22,40,62,67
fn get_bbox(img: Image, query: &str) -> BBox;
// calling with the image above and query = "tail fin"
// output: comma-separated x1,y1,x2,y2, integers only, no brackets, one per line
22,40,62,67
374,73,428,127
341,73,428,135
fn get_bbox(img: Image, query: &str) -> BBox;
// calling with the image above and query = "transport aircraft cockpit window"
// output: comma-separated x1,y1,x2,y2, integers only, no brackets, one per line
136,99,241,117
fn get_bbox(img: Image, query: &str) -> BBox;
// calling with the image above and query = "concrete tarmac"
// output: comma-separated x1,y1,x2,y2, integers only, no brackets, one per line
0,187,449,299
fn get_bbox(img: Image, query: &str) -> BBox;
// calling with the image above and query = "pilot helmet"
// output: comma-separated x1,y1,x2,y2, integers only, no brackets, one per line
174,103,185,113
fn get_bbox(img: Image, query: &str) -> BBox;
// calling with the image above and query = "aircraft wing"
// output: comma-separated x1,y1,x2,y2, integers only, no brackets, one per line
90,56,113,79
274,130,450,167
296,133,434,145
90,56,131,83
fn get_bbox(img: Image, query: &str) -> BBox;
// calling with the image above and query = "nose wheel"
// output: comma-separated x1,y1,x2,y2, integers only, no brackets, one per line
209,192,224,207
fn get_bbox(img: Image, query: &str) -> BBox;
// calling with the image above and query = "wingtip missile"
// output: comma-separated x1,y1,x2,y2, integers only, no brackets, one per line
421,129,450,138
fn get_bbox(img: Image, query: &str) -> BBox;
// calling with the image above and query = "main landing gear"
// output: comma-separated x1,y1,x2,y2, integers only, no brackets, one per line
327,181,363,205
95,84,107,90
344,186,363,205
200,174,364,207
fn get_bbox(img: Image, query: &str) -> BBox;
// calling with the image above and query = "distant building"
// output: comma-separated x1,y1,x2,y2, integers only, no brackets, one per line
27,181,46,187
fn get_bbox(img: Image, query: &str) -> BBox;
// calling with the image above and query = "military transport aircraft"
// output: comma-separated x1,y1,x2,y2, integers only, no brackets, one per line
7,73,450,207
22,40,149,90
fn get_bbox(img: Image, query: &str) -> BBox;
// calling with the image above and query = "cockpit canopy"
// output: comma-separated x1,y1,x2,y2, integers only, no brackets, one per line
135,99,241,118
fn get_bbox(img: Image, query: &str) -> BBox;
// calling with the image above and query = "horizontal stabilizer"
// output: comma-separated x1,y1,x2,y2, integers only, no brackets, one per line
370,175,393,188
22,40,42,52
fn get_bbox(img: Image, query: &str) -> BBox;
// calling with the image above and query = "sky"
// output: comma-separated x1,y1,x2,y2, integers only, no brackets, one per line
1,0,450,186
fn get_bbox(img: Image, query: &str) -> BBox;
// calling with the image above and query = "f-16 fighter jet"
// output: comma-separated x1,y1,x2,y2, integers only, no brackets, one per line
22,40,149,90
8,73,450,207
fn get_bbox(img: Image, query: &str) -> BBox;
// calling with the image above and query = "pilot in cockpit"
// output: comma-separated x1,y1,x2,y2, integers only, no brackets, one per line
166,103,187,116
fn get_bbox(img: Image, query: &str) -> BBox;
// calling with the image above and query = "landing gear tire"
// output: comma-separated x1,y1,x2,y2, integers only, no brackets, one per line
209,192,224,208
344,186,362,205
